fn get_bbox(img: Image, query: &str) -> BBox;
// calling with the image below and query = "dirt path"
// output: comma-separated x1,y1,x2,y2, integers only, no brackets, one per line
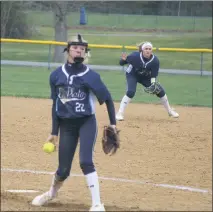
1,96,212,211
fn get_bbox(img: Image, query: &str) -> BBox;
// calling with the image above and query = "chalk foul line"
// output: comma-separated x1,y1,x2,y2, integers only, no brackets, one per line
6,189,39,193
1,168,212,194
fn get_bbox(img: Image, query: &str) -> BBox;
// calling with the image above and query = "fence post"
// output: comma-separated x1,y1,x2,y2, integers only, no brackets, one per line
48,44,52,70
200,52,203,76
155,15,158,30
122,45,125,72
193,16,196,32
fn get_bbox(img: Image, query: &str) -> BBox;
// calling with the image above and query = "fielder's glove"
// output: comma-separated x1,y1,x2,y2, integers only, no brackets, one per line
144,82,162,95
102,125,120,155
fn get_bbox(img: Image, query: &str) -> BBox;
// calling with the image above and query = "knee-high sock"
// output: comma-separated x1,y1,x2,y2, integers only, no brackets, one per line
118,95,132,114
160,94,172,112
86,171,101,206
49,175,64,197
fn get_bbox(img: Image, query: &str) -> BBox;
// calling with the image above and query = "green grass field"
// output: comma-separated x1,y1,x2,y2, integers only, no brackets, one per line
1,10,212,108
25,10,212,31
1,31,212,71
1,66,212,107
1,10,212,71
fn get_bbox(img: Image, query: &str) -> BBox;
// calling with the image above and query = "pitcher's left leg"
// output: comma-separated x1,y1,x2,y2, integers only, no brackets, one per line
79,115,105,211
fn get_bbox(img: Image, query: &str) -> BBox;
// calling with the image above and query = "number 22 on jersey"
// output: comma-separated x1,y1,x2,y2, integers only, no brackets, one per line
75,102,85,112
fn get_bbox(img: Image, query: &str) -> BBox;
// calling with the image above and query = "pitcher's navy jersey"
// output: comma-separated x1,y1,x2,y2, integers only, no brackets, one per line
121,52,160,79
50,64,110,119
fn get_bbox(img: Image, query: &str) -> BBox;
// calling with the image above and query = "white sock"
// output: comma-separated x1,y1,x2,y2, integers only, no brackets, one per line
49,175,63,197
118,95,132,114
86,171,101,206
160,94,172,113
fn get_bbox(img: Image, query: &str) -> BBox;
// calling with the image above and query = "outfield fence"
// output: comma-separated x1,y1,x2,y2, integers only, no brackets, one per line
1,38,212,76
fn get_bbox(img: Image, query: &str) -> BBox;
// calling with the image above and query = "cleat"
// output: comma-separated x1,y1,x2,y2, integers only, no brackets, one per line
116,112,124,121
32,191,56,206
90,203,105,211
168,108,179,118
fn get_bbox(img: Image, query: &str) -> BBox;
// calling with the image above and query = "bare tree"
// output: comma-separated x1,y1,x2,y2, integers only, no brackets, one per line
34,1,68,63
1,2,14,37
1,1,32,38
52,2,68,63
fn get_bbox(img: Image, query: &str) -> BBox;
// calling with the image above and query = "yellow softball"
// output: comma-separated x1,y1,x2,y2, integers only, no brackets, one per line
43,142,55,153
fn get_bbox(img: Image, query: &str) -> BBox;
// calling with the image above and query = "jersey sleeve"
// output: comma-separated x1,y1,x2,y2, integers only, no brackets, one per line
119,59,128,66
86,72,111,105
51,100,59,135
151,57,160,78
105,98,116,125
126,52,137,64
49,71,59,135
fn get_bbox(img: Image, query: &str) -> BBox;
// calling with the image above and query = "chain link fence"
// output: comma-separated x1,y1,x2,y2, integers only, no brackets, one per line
26,10,212,32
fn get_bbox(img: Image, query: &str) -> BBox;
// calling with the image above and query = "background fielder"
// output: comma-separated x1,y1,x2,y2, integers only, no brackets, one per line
116,41,179,121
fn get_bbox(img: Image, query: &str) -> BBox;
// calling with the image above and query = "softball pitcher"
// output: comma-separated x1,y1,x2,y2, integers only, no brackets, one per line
32,34,117,212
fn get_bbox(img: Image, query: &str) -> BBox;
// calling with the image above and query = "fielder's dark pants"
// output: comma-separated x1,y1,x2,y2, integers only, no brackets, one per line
125,73,165,98
56,115,97,181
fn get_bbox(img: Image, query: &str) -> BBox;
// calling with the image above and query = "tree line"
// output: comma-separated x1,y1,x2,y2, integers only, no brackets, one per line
2,1,212,39
33,1,212,17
